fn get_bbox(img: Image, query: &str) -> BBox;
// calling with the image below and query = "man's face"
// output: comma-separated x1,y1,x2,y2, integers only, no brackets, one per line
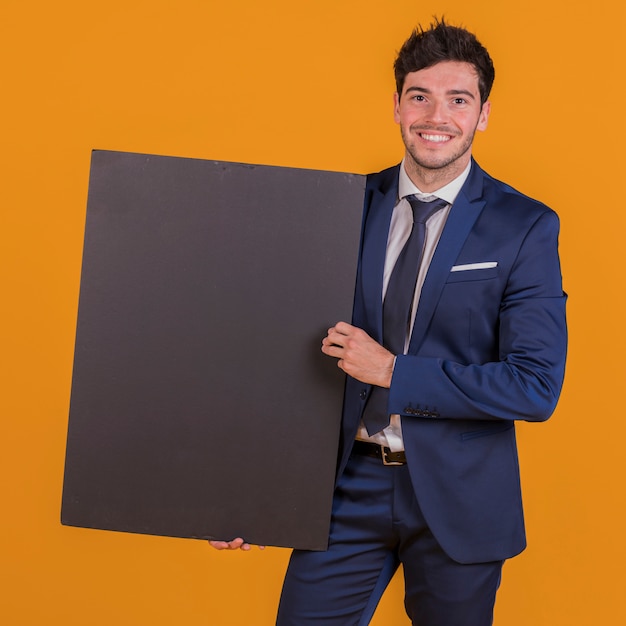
394,61,490,180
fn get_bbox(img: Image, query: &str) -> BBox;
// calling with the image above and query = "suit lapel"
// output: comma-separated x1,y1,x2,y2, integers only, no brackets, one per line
408,161,486,353
359,169,398,342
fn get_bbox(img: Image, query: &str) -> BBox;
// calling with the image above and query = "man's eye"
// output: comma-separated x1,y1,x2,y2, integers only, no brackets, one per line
453,98,466,104
413,95,425,101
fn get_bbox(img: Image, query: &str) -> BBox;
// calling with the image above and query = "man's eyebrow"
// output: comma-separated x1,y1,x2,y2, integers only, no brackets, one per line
405,86,430,95
404,86,477,100
448,89,476,100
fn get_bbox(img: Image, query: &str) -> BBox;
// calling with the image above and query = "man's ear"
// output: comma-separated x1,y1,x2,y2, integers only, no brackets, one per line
393,92,401,124
477,100,491,131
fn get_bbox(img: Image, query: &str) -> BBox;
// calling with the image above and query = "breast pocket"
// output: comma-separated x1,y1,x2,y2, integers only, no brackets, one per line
446,266,499,283
430,264,503,363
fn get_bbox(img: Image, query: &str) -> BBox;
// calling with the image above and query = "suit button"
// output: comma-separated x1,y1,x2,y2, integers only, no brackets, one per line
359,389,367,399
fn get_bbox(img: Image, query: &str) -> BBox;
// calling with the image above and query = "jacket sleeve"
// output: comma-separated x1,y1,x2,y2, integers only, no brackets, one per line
387,209,567,423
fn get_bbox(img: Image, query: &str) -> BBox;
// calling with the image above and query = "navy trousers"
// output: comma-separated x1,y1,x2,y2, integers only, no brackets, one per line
276,452,503,626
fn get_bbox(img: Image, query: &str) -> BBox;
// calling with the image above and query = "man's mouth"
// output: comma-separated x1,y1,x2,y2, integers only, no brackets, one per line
419,133,451,143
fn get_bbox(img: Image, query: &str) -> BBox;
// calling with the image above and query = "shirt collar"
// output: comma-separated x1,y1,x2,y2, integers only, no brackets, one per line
398,159,472,205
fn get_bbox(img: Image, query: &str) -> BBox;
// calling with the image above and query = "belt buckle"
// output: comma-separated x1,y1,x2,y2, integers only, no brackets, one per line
381,445,404,466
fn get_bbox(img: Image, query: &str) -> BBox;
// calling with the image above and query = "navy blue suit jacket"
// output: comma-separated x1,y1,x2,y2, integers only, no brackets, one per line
337,160,567,564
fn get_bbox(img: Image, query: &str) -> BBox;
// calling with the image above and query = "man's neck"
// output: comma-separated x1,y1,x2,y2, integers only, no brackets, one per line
403,153,472,193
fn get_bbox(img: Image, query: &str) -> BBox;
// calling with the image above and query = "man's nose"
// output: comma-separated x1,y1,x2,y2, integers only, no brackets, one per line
425,100,448,125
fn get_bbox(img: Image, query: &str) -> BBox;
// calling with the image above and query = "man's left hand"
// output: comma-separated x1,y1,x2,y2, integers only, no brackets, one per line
321,321,394,388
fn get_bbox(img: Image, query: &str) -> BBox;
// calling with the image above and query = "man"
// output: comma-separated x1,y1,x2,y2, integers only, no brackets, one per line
211,18,567,626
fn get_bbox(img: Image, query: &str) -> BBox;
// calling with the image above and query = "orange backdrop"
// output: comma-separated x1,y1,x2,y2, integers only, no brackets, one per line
1,1,624,624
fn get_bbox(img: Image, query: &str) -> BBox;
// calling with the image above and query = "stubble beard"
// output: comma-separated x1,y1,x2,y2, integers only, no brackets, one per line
400,123,478,184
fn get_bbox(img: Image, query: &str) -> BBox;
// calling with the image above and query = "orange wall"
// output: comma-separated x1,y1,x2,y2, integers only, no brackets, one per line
1,1,624,624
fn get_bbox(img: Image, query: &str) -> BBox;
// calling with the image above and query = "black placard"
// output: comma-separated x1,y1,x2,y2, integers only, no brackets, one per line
61,151,365,550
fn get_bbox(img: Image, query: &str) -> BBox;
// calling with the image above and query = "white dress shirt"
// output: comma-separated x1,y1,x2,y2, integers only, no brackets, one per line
355,160,472,451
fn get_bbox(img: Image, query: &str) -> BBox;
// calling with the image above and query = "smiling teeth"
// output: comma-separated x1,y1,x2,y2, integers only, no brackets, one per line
421,133,450,142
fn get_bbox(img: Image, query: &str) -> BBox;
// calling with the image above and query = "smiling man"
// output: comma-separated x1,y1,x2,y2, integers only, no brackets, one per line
212,18,567,626
395,61,490,187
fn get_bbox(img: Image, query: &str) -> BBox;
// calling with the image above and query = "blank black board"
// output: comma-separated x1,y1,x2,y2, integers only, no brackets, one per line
61,150,365,550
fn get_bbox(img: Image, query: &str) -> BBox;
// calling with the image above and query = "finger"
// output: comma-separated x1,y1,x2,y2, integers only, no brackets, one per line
326,325,343,339
333,321,353,335
325,327,349,346
321,335,333,347
322,336,342,351
322,342,344,359
324,328,341,343
208,537,246,550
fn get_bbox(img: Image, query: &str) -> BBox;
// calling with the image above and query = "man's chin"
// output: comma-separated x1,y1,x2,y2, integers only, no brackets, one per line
405,144,473,172
408,153,455,171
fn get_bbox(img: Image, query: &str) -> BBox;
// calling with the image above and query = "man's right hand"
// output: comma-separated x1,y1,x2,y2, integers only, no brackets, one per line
208,537,265,551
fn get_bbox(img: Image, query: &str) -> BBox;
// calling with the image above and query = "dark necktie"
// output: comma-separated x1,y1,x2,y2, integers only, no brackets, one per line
362,195,448,435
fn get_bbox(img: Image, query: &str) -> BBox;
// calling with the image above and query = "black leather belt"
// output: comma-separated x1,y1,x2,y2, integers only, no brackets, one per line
352,440,407,465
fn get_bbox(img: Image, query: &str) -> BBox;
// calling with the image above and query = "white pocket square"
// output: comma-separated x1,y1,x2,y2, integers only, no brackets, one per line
450,262,498,272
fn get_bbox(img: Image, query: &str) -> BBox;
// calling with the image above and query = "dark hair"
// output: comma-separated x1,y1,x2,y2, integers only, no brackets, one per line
394,17,495,105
